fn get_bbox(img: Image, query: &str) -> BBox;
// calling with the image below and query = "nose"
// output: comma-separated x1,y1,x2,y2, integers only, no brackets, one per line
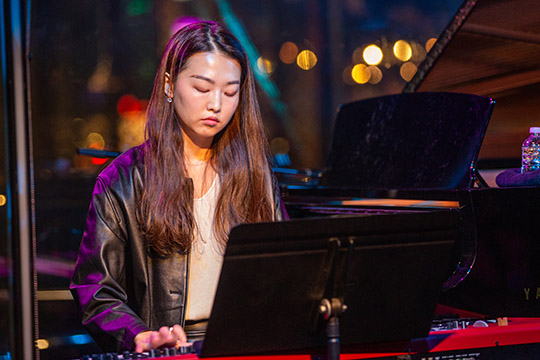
207,91,222,113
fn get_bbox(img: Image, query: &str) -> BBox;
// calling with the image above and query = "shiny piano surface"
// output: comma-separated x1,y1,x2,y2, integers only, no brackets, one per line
281,0,540,319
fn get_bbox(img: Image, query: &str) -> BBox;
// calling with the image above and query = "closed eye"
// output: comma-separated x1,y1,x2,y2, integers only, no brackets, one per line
195,87,209,93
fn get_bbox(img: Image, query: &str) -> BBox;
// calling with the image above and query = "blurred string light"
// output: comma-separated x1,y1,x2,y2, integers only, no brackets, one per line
86,132,108,165
400,62,418,81
257,56,274,74
342,65,355,86
363,45,383,66
352,47,364,64
279,41,299,64
351,64,370,84
344,36,433,85
0,194,6,207
35,339,49,350
87,132,105,149
368,66,383,84
425,37,437,53
393,40,412,62
296,50,317,70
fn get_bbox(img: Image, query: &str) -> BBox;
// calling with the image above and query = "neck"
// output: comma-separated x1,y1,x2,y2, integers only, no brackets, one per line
182,129,212,164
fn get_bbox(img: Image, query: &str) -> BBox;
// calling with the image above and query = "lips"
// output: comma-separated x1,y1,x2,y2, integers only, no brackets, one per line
202,117,219,126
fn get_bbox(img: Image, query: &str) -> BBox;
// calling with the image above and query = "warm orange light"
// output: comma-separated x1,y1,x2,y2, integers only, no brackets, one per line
257,57,274,74
342,66,355,85
279,41,299,64
400,62,418,81
296,50,318,70
352,47,364,64
351,64,370,84
368,66,383,84
393,40,412,61
36,339,50,350
425,38,437,53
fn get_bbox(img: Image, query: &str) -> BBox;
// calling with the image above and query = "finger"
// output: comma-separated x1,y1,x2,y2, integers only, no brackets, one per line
170,324,188,344
149,330,169,349
134,343,145,353
135,334,155,353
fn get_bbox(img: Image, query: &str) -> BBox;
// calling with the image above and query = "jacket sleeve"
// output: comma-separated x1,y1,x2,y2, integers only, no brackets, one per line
70,177,149,352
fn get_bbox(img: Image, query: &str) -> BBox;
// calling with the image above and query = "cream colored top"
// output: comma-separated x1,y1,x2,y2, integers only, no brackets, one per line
185,175,224,321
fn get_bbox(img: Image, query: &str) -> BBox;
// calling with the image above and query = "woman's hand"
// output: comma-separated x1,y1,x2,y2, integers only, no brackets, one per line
134,325,189,353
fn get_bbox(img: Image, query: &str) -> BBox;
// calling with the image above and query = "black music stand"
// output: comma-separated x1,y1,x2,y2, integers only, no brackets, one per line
321,92,494,190
200,210,460,358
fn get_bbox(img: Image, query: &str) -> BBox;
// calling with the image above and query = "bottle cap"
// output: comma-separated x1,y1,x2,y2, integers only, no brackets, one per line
530,127,540,133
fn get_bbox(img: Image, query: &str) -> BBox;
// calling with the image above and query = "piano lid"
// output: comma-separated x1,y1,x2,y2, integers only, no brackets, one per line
404,0,540,159
405,0,540,95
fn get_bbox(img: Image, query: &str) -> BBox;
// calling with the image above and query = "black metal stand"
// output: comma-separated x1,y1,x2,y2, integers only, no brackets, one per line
319,297,347,360
309,237,355,360
327,316,340,360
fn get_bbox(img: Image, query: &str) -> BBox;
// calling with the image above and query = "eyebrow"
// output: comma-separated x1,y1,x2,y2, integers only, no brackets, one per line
191,75,240,85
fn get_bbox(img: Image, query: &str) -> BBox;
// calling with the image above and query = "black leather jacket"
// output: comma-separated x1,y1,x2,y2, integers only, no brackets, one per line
70,144,287,352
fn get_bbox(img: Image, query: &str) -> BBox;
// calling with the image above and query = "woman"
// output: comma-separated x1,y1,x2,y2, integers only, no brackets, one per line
70,21,287,353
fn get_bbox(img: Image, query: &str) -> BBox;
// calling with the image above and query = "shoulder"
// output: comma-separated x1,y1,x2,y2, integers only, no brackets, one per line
95,143,146,193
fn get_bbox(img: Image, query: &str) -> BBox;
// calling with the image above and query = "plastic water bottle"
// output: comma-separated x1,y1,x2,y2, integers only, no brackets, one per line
521,127,540,173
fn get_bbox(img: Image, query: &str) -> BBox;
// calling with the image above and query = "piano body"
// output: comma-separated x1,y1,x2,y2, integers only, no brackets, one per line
282,0,540,320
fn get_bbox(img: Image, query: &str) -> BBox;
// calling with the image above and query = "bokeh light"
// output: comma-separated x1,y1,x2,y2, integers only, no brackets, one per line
393,40,412,62
351,64,371,84
400,62,418,81
425,38,437,53
342,65,356,86
363,45,383,66
352,47,364,64
88,57,112,94
257,56,274,74
86,132,108,165
270,137,291,155
368,66,383,84
0,194,6,207
279,41,299,64
87,132,105,149
117,94,142,116
296,50,318,70
36,339,49,350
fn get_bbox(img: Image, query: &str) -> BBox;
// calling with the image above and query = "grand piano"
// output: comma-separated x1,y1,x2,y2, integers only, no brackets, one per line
281,0,540,320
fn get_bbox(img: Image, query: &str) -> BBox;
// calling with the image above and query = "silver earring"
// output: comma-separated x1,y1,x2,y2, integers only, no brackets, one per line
167,97,173,103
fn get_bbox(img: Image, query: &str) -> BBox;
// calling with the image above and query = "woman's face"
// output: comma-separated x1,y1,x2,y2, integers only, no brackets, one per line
166,51,242,148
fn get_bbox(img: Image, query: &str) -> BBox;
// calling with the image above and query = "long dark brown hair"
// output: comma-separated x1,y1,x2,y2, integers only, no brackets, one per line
137,21,275,257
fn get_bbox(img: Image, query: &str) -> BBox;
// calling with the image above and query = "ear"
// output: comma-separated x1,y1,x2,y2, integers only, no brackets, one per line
164,72,174,98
